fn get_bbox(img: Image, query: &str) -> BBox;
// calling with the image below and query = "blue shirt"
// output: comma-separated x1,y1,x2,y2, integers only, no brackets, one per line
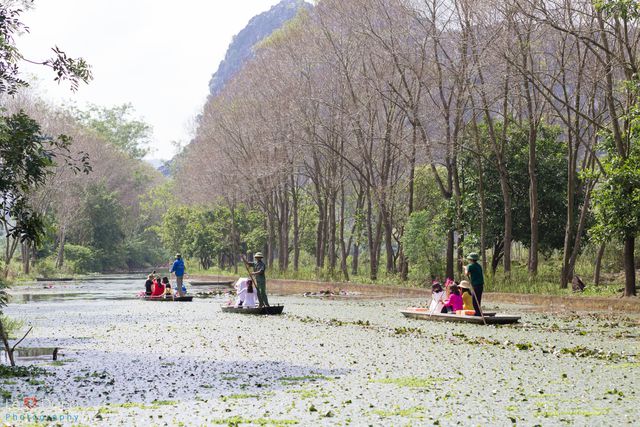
170,258,185,276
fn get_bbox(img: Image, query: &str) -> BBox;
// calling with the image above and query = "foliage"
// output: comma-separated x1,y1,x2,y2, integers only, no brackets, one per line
0,2,91,94
402,166,449,277
70,103,151,159
158,204,266,270
0,111,90,259
589,104,640,243
64,244,97,273
460,121,569,254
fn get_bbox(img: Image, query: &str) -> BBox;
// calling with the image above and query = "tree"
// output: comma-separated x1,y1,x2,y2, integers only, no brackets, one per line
0,2,91,94
589,96,640,296
0,111,90,277
0,0,91,366
70,104,151,159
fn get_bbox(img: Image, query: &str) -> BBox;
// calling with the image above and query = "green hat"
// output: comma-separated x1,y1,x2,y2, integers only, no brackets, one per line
254,252,264,258
466,252,479,261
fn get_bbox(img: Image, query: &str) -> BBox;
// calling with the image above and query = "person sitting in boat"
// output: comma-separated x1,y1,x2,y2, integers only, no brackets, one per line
150,276,165,297
459,281,474,311
162,277,173,298
443,284,463,313
144,273,154,296
242,279,257,309
428,282,446,315
234,278,249,307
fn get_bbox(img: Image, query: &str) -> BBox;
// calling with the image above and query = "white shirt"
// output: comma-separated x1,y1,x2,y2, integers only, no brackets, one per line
234,278,249,307
243,288,257,308
429,291,445,314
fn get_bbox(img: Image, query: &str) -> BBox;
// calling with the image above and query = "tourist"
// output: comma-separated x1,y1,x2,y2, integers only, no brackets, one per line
162,277,173,298
234,277,248,307
243,279,257,309
144,273,154,296
248,252,269,307
464,253,484,316
428,282,445,315
459,281,474,311
150,276,165,297
443,284,463,313
170,253,186,298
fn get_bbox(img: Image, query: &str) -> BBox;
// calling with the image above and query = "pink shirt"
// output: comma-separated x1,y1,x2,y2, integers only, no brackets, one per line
445,294,463,311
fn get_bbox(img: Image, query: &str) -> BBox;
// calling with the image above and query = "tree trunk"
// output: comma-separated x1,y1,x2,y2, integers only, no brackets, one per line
0,320,15,367
291,175,300,272
593,243,606,286
623,235,636,297
22,242,30,275
445,229,455,280
56,226,66,269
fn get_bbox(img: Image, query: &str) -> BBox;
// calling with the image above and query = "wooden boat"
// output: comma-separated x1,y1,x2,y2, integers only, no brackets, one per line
36,277,74,282
189,280,234,287
142,296,193,302
220,305,284,315
401,307,520,325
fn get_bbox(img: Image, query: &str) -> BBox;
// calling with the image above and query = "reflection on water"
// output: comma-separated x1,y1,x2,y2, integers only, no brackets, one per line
0,347,58,364
13,293,135,303
12,274,151,304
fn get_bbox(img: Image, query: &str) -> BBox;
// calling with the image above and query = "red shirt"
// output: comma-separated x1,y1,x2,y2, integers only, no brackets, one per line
150,280,165,297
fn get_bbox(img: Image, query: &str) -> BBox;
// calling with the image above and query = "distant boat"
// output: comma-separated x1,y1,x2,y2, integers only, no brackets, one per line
220,305,284,315
142,296,193,302
189,280,234,288
401,307,520,325
36,277,74,282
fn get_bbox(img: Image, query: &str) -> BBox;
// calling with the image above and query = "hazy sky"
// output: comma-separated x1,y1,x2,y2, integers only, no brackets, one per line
17,0,281,160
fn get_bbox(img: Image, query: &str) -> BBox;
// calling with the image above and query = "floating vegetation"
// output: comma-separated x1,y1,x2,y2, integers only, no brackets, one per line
371,405,425,418
0,365,46,378
228,393,260,399
286,388,320,399
393,326,422,335
289,315,371,328
559,345,633,362
538,408,611,418
211,416,298,426
371,376,445,388
279,374,331,383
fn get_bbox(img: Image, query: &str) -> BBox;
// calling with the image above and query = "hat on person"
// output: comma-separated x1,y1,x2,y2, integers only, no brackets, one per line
459,280,471,290
254,252,264,258
466,252,479,260
175,253,182,259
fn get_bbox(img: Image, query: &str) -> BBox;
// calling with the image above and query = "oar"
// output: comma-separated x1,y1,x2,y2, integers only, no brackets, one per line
469,284,487,325
240,254,257,288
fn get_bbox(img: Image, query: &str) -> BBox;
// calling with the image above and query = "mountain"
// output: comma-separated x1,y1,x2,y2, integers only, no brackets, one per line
208,0,310,97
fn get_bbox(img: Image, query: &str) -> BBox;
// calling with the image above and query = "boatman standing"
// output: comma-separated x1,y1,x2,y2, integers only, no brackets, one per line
170,253,186,297
248,252,269,308
464,252,484,316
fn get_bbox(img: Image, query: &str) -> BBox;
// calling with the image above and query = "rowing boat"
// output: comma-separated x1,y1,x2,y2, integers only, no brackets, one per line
220,305,284,315
36,277,74,282
189,280,234,287
142,296,194,302
401,307,520,325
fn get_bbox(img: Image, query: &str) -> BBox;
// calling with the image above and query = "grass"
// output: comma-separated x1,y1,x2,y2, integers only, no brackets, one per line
188,251,626,297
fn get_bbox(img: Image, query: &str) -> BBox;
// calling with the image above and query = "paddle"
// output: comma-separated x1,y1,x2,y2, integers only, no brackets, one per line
469,285,487,325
